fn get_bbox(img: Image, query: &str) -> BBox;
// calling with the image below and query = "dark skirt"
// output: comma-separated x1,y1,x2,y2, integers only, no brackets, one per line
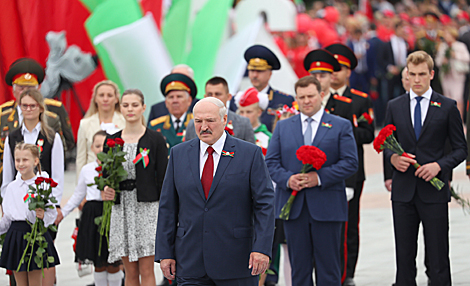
76,200,120,268
0,221,60,272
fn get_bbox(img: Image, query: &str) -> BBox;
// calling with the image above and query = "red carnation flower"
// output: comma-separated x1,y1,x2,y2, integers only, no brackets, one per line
50,180,58,188
114,138,124,146
296,145,327,170
381,124,396,138
98,173,103,178
35,177,45,185
44,178,52,184
107,139,116,148
95,166,103,172
373,134,386,153
362,112,373,124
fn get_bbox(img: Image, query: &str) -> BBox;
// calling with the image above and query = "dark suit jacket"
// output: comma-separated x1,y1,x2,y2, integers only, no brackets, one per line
384,91,467,203
367,36,386,80
265,112,358,221
156,134,275,280
105,129,168,203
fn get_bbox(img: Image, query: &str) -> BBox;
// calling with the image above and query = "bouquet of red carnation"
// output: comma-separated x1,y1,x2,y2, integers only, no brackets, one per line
88,138,127,254
373,124,444,190
280,145,327,220
17,177,58,275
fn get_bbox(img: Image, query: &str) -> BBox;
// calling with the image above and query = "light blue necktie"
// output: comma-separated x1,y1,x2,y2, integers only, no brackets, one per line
304,118,313,145
414,96,423,140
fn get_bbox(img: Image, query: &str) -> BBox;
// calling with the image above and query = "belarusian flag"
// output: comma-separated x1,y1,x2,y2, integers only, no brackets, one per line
24,193,35,203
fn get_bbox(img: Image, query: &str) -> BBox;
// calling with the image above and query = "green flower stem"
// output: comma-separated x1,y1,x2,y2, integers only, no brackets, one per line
27,221,38,272
384,136,444,191
17,222,34,272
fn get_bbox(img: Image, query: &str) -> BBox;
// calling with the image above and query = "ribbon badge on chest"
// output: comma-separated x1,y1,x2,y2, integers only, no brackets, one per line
37,139,44,153
133,148,150,168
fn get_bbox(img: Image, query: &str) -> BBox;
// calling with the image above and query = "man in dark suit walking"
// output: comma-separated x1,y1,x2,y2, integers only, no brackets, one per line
384,51,467,286
156,97,275,286
265,76,358,286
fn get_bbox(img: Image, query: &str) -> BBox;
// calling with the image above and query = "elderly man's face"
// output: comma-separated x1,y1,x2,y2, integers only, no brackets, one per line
165,90,192,119
194,101,227,145
13,84,37,99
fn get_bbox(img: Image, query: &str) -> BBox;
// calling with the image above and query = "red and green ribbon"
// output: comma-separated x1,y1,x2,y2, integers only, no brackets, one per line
133,148,150,168
23,193,35,203
222,150,234,157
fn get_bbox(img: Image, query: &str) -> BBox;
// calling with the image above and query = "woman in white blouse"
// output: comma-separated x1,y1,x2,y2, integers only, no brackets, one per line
75,80,125,177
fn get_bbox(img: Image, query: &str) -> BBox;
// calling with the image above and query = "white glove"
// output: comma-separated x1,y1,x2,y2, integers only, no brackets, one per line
346,187,354,201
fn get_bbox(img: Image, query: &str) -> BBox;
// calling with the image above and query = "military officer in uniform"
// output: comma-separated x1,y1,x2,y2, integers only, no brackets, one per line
325,44,375,286
241,45,295,132
149,73,196,153
0,58,73,187
3,58,75,151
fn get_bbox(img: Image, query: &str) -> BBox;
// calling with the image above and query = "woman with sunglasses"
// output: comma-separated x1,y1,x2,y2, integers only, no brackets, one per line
1,88,64,286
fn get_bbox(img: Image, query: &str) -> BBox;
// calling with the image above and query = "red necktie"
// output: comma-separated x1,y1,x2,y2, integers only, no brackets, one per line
201,146,214,199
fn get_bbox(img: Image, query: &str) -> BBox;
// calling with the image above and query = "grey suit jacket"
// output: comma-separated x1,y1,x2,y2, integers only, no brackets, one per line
185,110,256,144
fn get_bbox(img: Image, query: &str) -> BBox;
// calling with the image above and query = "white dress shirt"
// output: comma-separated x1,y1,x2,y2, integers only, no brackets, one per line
17,105,23,124
199,132,227,178
299,109,324,186
0,173,57,235
410,87,432,127
170,112,187,131
322,92,331,107
330,85,347,97
61,161,102,218
390,35,407,67
300,109,324,144
1,122,64,204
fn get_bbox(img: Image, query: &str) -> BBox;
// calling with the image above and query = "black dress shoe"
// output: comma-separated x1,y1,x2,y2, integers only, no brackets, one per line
264,282,277,286
343,277,355,286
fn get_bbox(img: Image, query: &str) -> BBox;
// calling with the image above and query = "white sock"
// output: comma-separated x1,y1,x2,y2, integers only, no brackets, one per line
107,270,124,286
93,271,108,286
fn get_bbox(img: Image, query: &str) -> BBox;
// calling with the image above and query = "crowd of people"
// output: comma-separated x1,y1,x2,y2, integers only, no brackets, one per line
0,1,469,286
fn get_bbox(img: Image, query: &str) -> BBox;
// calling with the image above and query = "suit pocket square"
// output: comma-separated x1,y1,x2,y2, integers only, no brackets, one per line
176,227,185,238
233,227,253,238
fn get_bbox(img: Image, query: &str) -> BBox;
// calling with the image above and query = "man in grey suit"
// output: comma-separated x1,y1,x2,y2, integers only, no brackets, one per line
185,77,256,144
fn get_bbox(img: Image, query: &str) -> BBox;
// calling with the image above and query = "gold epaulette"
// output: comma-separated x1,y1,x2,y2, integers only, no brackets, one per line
150,115,168,127
184,113,194,127
350,89,368,98
0,100,15,109
0,108,13,117
333,94,352,103
44,98,63,107
45,111,58,119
